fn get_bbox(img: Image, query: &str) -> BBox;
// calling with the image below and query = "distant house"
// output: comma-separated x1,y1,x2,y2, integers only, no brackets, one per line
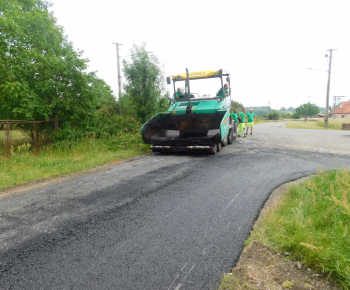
333,101,350,119
311,114,324,118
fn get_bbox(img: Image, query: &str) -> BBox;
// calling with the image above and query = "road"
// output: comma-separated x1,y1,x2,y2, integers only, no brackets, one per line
0,122,349,289
255,121,350,155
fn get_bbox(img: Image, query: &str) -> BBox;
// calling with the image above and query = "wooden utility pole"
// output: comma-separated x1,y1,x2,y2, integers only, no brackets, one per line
113,43,123,115
325,49,336,128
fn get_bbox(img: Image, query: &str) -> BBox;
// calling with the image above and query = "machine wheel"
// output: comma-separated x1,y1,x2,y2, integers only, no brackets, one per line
217,142,221,152
221,136,227,147
209,144,217,155
228,129,234,144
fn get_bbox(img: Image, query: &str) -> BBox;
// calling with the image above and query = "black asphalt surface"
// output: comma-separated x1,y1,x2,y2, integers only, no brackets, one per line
1,129,350,289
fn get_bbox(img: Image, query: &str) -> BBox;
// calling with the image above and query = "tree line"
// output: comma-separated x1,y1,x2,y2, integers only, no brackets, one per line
242,104,321,120
0,0,325,144
0,0,167,142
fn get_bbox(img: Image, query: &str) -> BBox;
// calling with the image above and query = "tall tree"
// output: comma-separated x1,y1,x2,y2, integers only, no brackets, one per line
249,106,270,116
122,43,168,123
231,100,245,111
0,0,115,130
295,103,319,120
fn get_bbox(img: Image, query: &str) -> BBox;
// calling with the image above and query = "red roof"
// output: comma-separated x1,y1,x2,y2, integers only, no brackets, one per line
334,101,350,114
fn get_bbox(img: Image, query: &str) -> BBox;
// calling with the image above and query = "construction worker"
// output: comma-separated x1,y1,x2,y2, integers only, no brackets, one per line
175,88,183,101
231,108,238,124
238,108,246,137
217,83,231,97
246,108,256,135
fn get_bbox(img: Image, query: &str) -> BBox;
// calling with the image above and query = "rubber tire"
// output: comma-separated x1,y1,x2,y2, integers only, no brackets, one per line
217,142,221,152
228,129,234,144
221,136,227,147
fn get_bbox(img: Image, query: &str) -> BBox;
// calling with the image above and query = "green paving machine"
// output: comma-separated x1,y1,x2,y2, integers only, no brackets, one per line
141,69,237,154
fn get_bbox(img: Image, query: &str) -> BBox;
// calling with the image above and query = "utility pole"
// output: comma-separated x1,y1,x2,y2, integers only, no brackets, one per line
113,43,123,115
267,101,270,120
332,96,338,116
324,49,336,128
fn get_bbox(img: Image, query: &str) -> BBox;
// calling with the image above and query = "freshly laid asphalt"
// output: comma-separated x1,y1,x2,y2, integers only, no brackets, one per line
1,122,350,289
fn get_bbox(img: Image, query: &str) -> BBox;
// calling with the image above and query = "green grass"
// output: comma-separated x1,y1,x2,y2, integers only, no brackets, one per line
254,117,279,124
218,275,257,290
0,129,31,154
286,118,349,130
255,118,304,124
254,117,268,124
0,132,150,191
246,169,350,288
282,118,316,122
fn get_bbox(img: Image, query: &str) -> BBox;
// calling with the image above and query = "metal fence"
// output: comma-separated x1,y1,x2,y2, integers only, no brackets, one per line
0,119,58,157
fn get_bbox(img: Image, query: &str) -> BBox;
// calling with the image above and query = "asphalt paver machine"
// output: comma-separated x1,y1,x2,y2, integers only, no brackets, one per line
141,69,237,154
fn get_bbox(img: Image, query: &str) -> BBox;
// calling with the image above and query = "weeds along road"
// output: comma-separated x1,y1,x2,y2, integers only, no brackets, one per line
1,122,350,289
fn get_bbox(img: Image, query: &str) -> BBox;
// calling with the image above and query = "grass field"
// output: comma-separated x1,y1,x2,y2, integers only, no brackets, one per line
282,118,317,122
244,169,350,288
286,118,349,130
0,129,31,155
0,130,150,191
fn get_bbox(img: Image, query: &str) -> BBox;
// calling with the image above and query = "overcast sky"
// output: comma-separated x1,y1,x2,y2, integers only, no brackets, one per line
49,0,350,109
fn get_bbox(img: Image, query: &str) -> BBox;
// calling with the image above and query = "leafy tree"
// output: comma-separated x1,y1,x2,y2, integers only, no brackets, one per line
251,106,270,116
295,103,319,120
267,110,279,120
122,43,168,123
280,107,287,111
318,107,326,113
280,112,292,118
231,100,245,111
288,107,295,112
291,112,301,119
0,0,117,139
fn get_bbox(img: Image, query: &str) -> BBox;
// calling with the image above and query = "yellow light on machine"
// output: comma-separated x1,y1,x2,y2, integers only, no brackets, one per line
173,111,177,113
191,107,195,110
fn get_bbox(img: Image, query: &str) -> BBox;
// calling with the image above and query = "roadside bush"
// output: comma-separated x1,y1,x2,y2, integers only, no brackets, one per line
291,112,301,119
280,113,292,119
255,116,262,123
267,111,279,120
